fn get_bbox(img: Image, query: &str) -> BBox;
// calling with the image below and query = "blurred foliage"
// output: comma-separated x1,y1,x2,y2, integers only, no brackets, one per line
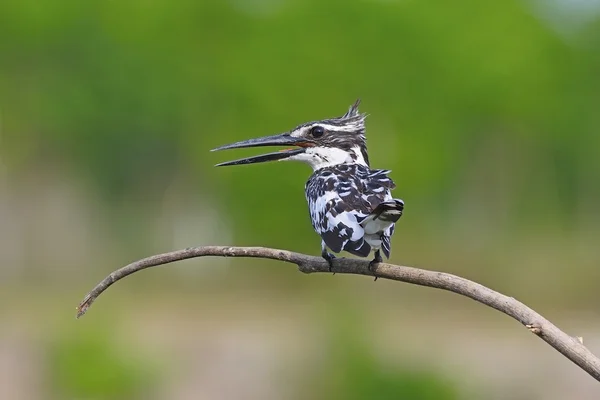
47,320,160,400
2,0,600,246
322,308,458,400
337,366,457,400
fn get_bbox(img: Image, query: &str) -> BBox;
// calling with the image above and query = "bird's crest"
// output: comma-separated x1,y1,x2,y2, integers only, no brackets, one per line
338,99,367,130
342,99,363,119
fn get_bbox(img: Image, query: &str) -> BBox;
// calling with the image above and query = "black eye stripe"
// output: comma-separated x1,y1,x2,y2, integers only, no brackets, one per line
311,126,325,138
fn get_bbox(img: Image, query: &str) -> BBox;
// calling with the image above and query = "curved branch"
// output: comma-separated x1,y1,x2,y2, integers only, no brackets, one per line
76,245,600,382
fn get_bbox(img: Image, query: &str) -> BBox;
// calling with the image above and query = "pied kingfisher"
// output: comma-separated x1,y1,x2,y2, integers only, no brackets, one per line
212,100,404,271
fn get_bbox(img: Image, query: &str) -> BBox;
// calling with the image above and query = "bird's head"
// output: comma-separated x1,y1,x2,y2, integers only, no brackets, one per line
212,99,369,170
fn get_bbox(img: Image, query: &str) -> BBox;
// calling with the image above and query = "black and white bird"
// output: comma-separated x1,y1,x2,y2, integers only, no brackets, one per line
212,100,404,271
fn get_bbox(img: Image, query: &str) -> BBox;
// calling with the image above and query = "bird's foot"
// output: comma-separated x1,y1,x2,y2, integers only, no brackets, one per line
368,250,383,281
322,251,337,273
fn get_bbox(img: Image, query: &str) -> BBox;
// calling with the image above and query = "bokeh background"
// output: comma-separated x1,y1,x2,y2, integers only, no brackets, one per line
1,0,600,399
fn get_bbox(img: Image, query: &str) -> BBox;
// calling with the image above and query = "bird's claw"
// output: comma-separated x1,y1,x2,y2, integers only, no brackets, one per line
322,252,337,273
367,259,378,272
368,251,383,280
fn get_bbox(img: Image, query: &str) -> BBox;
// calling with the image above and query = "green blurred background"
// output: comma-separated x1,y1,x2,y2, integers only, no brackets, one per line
1,0,600,399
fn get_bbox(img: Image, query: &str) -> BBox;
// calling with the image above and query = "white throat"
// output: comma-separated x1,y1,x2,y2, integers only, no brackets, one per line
284,145,368,171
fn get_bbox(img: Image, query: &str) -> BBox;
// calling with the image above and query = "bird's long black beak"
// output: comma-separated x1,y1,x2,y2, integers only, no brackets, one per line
211,133,309,167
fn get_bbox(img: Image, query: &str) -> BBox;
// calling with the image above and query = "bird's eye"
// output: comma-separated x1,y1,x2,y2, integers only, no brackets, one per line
311,126,325,138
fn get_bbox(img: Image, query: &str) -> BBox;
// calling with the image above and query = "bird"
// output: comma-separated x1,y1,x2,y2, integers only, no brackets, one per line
211,99,404,272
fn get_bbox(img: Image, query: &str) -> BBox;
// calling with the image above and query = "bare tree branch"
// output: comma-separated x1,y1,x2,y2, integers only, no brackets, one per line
76,245,600,382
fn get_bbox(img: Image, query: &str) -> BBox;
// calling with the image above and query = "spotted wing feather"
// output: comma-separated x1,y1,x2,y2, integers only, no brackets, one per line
306,183,370,257
306,164,399,258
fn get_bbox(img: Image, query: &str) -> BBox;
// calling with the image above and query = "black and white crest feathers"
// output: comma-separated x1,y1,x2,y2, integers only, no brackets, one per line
342,98,364,119
294,99,367,136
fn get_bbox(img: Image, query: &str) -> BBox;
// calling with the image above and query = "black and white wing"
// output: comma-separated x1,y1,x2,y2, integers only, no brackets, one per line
355,168,400,258
306,172,371,257
305,165,398,257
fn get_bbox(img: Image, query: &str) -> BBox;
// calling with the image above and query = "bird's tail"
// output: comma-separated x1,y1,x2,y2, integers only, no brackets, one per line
360,199,404,234
371,199,404,222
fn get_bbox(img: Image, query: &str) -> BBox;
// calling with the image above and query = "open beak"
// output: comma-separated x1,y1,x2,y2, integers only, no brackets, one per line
211,133,310,167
